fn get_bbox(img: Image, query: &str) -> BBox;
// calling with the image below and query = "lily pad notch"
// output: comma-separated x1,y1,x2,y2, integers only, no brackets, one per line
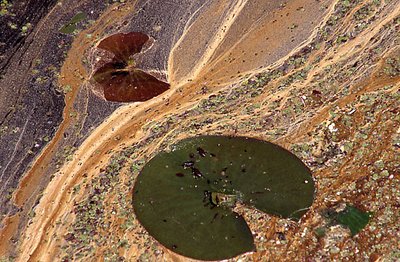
92,32,170,102
132,136,315,260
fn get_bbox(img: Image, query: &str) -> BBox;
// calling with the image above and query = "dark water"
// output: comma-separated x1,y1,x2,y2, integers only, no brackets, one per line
93,32,170,102
132,136,315,260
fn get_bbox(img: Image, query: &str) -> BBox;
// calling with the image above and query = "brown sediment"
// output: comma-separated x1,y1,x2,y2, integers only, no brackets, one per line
169,0,332,86
0,214,19,255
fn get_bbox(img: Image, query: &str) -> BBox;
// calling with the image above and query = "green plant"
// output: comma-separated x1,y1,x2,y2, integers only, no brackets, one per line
320,204,372,237
132,136,315,260
335,205,372,235
59,12,86,34
0,0,12,16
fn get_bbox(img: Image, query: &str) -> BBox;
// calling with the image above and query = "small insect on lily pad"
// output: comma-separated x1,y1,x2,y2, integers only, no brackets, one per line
132,136,315,260
92,32,170,102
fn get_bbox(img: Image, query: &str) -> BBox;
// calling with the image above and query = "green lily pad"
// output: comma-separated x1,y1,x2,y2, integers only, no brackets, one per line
59,24,77,34
132,136,315,260
336,205,372,236
68,12,86,24
59,12,86,34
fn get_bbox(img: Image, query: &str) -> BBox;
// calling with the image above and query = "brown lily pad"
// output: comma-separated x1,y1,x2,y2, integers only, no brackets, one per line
97,32,150,61
93,62,170,102
92,32,170,102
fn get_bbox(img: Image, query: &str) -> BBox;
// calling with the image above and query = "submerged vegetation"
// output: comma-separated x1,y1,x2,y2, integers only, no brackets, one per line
316,204,373,238
335,206,372,236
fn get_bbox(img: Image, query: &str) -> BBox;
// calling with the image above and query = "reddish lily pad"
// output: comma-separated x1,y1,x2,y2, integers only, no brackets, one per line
92,32,170,102
93,63,170,102
97,32,150,61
